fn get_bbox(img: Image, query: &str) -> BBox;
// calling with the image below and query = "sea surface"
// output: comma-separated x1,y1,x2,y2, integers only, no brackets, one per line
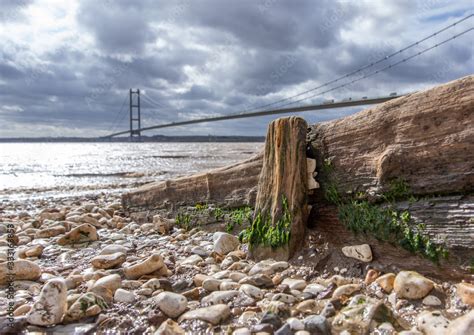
0,142,263,201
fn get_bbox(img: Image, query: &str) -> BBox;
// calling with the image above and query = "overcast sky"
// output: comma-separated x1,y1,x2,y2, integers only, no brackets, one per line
0,0,472,137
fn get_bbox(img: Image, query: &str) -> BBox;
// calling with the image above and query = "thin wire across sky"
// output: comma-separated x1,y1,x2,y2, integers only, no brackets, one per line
106,14,473,136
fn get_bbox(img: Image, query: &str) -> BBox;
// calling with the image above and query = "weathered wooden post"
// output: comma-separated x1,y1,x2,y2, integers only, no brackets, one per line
247,116,309,261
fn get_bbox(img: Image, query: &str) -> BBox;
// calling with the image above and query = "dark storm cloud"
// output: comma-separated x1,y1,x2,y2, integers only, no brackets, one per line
174,0,354,50
77,0,156,53
0,0,34,22
0,0,472,137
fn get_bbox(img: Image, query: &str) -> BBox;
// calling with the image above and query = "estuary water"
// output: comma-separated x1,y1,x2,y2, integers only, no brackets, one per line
0,142,263,201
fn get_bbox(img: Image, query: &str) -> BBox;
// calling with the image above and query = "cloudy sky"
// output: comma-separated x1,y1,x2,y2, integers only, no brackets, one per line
0,0,472,137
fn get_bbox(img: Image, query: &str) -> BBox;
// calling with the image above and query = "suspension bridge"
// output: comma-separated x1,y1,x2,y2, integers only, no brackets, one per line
102,15,473,139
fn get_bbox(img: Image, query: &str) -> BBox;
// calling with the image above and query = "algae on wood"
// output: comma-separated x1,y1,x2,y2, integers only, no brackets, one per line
248,116,309,261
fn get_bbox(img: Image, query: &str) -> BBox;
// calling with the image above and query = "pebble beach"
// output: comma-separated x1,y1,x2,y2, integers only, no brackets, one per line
1,190,473,334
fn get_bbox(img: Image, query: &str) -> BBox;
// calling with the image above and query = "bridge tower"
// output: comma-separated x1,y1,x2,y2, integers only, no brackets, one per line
129,88,141,141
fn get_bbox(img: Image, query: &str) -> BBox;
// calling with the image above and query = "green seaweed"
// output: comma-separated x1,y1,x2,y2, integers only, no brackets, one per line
175,212,192,231
338,199,448,263
382,178,412,203
225,207,252,232
325,183,342,205
239,196,291,249
194,203,208,213
325,175,448,264
213,207,224,221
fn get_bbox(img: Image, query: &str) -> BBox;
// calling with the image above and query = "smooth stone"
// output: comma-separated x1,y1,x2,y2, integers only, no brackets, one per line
142,278,161,291
394,271,433,299
155,292,188,318
341,244,372,262
26,278,67,326
240,284,263,300
260,312,282,330
213,232,240,255
227,261,249,272
114,288,135,303
249,260,276,276
364,269,380,285
332,284,361,299
88,274,121,303
99,244,128,255
416,311,450,335
24,245,44,258
229,272,247,282
303,315,329,335
221,255,238,269
35,226,66,238
172,279,190,292
456,282,474,306
213,270,230,280
57,223,98,245
423,295,442,306
180,254,203,266
136,288,153,296
14,304,32,316
233,328,251,335
295,299,319,314
191,246,210,257
275,323,292,335
272,293,296,304
321,301,336,318
124,253,167,279
303,283,326,296
179,304,230,325
0,260,42,284
201,290,238,304
287,317,305,330
154,318,185,335
446,310,474,335
332,297,392,334
239,274,274,288
202,278,222,292
39,210,65,222
220,281,240,291
282,278,307,290
270,261,290,273
91,252,126,269
376,273,396,293
182,287,200,300
63,292,107,323
193,274,212,287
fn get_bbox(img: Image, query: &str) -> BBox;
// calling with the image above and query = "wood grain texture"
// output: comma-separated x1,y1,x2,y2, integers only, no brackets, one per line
308,75,474,197
122,153,262,221
250,117,309,260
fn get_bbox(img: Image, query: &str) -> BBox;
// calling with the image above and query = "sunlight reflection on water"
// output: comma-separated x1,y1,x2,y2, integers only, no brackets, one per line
0,142,262,200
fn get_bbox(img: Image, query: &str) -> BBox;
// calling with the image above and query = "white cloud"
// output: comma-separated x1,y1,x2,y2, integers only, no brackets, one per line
0,0,472,137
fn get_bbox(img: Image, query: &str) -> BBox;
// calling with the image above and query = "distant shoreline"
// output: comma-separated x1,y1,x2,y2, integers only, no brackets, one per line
0,135,266,143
